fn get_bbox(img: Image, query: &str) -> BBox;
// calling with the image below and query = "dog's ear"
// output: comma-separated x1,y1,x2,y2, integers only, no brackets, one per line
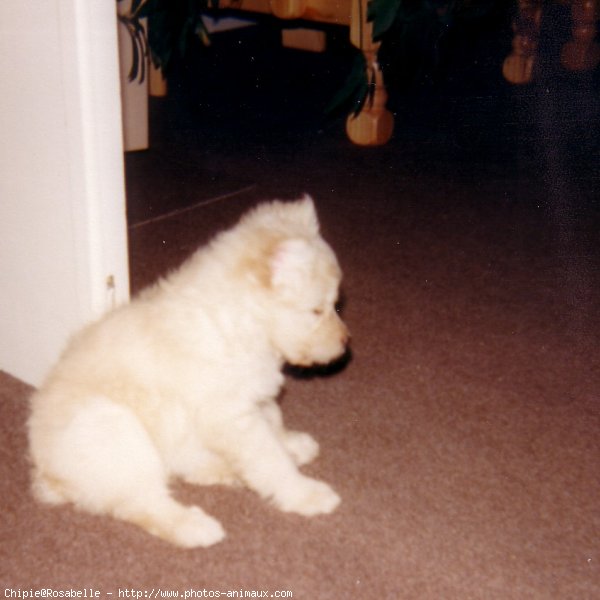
240,237,312,291
270,238,314,291
293,195,320,235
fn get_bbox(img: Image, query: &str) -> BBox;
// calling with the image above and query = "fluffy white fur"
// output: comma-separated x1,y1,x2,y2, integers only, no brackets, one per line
28,196,349,548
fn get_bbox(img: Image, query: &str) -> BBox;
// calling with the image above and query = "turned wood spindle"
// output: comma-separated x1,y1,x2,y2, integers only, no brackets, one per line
503,0,542,84
561,0,600,71
346,0,394,146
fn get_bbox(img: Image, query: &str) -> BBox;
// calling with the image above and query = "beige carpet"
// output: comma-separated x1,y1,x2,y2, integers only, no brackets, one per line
2,175,599,597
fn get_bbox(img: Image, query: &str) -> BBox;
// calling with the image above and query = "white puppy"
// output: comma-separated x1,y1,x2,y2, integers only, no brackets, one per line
28,195,349,548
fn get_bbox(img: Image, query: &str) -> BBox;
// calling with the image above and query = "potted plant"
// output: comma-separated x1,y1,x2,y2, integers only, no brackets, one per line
117,0,502,145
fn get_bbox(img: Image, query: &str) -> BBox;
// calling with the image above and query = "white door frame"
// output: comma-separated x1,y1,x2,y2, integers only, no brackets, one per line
0,1,129,387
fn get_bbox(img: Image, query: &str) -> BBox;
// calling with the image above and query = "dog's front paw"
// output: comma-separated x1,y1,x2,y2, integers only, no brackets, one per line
276,477,340,516
283,431,320,466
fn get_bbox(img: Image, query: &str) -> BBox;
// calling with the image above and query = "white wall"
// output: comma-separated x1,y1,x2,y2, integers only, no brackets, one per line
0,1,130,387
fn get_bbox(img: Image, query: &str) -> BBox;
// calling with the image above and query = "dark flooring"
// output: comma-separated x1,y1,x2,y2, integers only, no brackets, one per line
125,6,599,288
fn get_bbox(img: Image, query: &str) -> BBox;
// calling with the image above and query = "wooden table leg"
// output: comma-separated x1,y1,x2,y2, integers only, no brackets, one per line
345,0,394,146
503,0,542,84
561,0,600,71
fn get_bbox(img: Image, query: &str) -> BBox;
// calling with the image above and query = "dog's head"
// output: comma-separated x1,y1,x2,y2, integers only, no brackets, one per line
241,196,350,367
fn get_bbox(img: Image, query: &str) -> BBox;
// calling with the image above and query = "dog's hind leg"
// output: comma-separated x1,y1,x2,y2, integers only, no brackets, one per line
31,396,225,548
112,487,225,548
177,447,239,487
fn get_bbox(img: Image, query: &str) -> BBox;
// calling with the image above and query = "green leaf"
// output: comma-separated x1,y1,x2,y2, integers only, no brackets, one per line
130,0,148,17
368,0,402,40
326,52,369,116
